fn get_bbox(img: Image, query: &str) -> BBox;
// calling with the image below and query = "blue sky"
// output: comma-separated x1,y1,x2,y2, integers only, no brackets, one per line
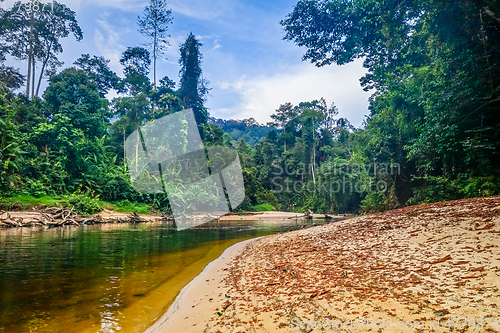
5,0,372,127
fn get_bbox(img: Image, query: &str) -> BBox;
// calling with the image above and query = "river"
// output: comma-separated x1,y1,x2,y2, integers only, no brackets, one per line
0,218,325,332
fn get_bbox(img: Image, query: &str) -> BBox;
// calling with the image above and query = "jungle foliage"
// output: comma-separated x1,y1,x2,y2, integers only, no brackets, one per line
0,0,499,214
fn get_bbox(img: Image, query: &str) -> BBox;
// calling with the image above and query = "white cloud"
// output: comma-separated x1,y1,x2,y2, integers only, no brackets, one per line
168,0,235,20
94,19,128,74
210,38,221,51
209,60,372,127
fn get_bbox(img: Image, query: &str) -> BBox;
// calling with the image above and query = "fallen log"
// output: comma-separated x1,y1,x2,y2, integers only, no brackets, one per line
0,206,154,228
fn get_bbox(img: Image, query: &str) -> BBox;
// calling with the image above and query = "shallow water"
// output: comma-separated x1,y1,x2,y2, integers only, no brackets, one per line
0,219,323,332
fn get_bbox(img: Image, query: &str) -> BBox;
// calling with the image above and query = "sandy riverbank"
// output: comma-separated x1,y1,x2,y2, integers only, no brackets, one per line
218,211,349,221
146,196,500,332
0,209,347,226
143,239,259,333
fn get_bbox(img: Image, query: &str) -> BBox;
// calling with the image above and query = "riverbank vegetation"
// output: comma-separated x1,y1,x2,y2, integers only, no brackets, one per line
0,0,499,215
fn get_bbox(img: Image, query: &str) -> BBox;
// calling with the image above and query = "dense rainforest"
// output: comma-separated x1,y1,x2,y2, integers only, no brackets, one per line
0,0,499,215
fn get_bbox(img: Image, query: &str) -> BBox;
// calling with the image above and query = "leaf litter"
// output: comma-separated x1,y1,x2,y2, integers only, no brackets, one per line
202,196,500,332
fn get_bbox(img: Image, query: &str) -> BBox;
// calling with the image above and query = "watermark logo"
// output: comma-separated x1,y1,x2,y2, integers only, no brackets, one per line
125,109,245,230
1,0,54,12
271,160,400,195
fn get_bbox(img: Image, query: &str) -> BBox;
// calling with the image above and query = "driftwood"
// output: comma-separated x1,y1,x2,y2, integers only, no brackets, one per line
128,212,147,223
0,207,154,228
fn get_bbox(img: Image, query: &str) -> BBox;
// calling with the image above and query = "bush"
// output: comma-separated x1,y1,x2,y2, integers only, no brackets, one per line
360,187,399,213
63,193,103,215
249,203,275,212
25,179,49,198
96,174,142,202
408,175,499,205
107,200,151,214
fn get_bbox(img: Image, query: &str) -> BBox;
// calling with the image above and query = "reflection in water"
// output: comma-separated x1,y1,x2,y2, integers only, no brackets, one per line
101,275,122,333
0,219,322,333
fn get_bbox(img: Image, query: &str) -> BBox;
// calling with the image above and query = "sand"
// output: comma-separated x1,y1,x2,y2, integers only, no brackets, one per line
143,238,259,333
219,211,349,221
145,196,500,332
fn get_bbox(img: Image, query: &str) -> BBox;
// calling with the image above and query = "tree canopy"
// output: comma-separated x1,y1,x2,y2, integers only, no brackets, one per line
178,33,209,124
137,0,173,91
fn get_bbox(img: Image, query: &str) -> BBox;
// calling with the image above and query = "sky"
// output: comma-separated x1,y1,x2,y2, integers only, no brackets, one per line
3,0,372,127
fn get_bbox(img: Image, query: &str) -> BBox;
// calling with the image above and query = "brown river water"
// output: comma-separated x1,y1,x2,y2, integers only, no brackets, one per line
0,219,325,332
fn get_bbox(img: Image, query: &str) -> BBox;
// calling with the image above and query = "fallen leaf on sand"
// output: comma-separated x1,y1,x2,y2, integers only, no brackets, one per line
476,223,494,230
452,261,469,265
222,301,231,310
370,265,386,270
461,275,479,279
430,254,451,264
310,289,329,298
470,266,485,271
415,267,431,272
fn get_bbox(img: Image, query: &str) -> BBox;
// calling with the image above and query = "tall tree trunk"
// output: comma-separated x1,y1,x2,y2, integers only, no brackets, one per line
123,125,126,169
135,129,139,173
152,35,157,113
312,118,315,185
26,1,35,97
480,10,494,91
153,38,157,91
35,40,53,97
31,57,35,98
283,128,286,152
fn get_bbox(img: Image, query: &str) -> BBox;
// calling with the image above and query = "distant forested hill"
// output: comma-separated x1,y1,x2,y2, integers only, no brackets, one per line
208,117,277,147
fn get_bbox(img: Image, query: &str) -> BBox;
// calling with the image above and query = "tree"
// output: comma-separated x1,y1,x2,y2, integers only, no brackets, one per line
137,0,173,92
269,102,298,152
299,107,324,181
43,68,107,138
280,0,419,68
323,102,338,133
108,94,151,163
74,54,120,98
111,95,150,132
0,7,8,60
120,46,151,77
0,86,22,192
0,65,25,90
178,33,209,124
281,0,500,206
118,47,152,96
22,68,109,190
1,1,82,98
152,75,183,118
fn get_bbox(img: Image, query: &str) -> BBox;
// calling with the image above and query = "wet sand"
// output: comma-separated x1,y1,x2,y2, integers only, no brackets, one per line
146,196,500,332
143,239,259,333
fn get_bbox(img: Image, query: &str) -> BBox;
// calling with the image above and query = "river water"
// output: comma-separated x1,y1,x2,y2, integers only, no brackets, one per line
0,219,324,333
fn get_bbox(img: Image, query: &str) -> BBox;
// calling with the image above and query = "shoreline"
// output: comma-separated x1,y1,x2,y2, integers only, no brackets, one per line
144,196,500,332
0,209,352,228
144,238,260,333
